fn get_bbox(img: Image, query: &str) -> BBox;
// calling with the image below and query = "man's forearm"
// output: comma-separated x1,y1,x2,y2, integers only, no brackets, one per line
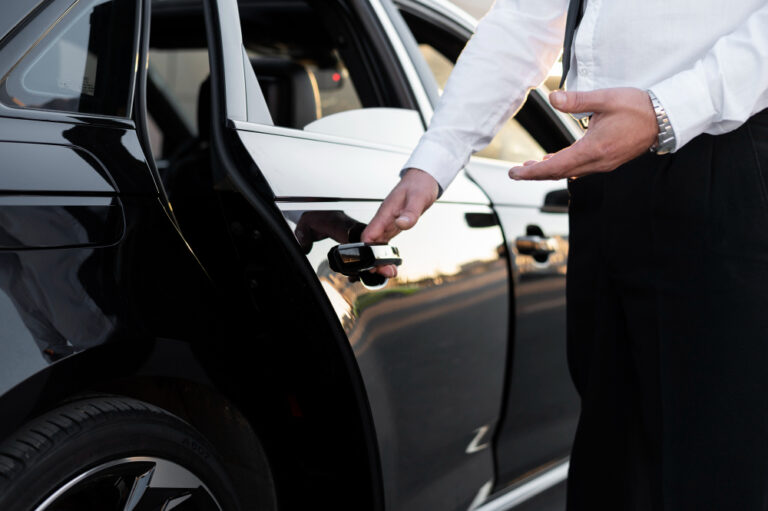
403,0,568,192
650,2,768,152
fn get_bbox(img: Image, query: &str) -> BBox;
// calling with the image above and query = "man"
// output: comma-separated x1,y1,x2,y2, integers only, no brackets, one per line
362,1,768,509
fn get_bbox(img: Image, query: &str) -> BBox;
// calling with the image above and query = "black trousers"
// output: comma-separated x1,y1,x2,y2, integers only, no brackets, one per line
565,109,768,510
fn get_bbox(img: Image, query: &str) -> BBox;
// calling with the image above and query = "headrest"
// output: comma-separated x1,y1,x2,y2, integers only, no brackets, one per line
250,58,321,129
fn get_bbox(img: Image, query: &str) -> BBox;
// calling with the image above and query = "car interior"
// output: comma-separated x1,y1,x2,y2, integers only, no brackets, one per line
145,0,414,258
147,0,405,159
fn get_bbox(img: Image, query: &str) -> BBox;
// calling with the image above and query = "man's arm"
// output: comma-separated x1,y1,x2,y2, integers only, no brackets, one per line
402,0,569,192
363,0,568,245
650,2,768,152
510,3,768,182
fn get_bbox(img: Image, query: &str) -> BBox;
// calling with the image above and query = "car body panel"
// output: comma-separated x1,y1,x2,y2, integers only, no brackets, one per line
0,0,585,508
278,200,508,511
492,205,578,484
235,122,488,204
387,0,581,489
234,105,510,509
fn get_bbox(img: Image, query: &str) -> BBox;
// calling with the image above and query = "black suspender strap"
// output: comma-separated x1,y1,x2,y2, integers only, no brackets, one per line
559,0,586,88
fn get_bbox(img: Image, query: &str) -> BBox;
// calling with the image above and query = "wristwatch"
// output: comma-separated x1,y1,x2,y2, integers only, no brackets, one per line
647,89,676,155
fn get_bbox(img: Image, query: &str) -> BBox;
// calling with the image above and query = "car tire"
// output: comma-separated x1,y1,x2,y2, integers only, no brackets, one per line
0,395,267,511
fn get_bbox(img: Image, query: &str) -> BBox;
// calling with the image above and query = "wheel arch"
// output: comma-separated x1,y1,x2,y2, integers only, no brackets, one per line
0,289,382,510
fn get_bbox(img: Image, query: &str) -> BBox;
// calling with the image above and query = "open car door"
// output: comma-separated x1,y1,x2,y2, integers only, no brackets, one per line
203,0,512,509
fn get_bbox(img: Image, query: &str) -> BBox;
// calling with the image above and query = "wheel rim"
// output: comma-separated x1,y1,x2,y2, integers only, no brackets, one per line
34,456,223,511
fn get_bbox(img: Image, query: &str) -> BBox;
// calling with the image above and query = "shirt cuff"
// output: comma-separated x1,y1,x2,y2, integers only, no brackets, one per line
401,138,465,195
650,68,718,152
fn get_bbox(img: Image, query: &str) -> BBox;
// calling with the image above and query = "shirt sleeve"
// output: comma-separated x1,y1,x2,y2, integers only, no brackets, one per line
650,2,768,152
402,0,569,192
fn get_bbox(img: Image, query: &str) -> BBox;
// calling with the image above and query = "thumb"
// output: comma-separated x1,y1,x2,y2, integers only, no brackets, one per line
394,207,420,230
394,196,424,230
549,90,607,114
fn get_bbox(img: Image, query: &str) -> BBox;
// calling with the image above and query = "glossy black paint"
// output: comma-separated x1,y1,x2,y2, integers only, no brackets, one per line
276,201,509,511
0,142,116,193
0,0,584,510
201,0,385,506
0,119,158,194
0,197,123,249
0,2,379,509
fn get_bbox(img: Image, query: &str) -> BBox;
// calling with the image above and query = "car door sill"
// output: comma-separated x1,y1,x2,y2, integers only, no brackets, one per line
474,459,569,511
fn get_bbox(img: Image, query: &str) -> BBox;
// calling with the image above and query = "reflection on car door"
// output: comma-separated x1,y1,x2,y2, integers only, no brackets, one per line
209,0,513,509
237,124,509,511
470,162,580,484
394,1,581,488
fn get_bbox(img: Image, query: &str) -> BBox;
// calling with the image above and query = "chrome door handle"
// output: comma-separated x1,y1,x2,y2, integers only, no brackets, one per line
328,242,402,276
515,235,557,256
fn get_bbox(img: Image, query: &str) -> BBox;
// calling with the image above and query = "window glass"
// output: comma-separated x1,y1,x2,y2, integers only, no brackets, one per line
242,49,363,130
243,50,363,130
238,1,378,131
149,49,211,137
306,60,362,117
0,0,137,117
146,0,210,166
418,43,546,163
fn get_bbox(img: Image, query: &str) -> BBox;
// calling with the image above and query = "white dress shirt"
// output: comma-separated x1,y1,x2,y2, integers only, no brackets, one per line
404,0,768,192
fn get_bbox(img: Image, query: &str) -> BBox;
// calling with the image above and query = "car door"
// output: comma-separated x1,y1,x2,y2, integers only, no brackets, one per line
392,0,583,491
205,0,510,510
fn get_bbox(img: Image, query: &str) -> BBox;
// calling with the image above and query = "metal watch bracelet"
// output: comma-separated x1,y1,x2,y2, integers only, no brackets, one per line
647,90,676,155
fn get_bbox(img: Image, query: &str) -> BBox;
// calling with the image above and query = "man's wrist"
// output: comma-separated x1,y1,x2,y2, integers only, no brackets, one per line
402,167,442,199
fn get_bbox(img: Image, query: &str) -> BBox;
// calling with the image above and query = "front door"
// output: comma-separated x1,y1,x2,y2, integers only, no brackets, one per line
206,0,511,509
394,1,582,490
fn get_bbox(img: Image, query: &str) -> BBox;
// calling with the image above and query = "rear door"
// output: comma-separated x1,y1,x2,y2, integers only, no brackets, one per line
207,0,510,510
393,0,583,489
0,0,158,385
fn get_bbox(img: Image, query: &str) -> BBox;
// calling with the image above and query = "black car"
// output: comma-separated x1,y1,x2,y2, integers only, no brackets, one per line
0,0,583,510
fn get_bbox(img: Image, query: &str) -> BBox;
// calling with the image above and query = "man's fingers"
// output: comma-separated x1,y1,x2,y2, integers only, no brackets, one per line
374,264,398,278
362,190,405,243
509,140,597,180
362,168,438,242
550,89,609,114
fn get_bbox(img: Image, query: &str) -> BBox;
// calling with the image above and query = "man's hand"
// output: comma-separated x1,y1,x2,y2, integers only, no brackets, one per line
363,168,439,243
509,88,659,181
360,169,439,278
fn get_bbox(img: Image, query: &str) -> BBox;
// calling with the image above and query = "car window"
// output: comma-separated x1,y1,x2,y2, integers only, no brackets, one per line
0,0,138,117
419,43,546,163
237,0,401,131
145,1,210,171
243,50,363,129
149,49,211,139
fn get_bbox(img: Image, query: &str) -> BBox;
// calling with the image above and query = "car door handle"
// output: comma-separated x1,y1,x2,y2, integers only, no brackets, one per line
328,242,402,276
515,235,557,256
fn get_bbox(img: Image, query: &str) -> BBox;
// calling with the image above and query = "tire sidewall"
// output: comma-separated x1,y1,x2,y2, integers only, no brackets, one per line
0,401,242,511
